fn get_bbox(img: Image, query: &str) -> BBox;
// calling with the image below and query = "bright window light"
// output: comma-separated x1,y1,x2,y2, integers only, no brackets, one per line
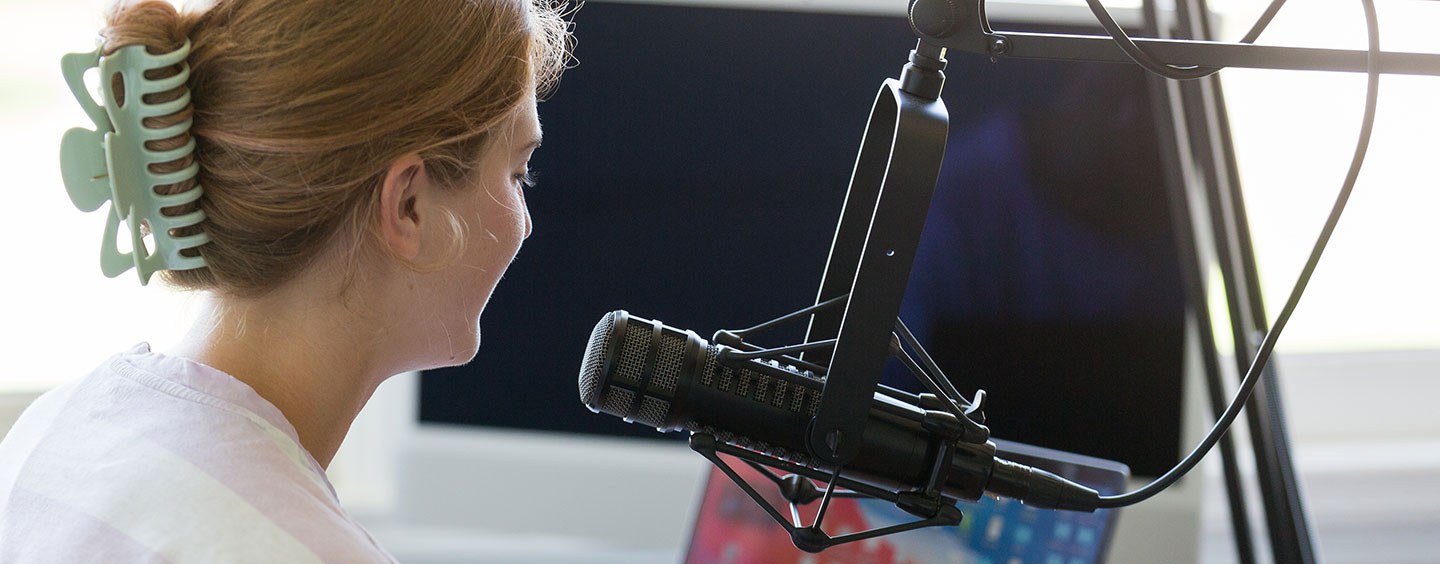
0,0,194,393
1217,0,1440,353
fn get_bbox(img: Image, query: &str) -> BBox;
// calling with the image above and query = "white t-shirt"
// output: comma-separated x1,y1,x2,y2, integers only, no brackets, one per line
0,344,396,563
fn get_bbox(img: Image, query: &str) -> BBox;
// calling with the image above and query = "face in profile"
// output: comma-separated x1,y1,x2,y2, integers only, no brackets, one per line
412,94,543,369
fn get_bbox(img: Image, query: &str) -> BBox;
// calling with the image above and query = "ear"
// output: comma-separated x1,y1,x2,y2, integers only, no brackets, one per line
378,153,427,260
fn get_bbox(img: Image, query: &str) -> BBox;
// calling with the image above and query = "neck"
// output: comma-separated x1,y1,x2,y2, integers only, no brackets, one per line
170,286,392,469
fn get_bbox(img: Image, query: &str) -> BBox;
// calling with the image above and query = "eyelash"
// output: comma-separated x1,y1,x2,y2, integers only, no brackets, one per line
514,171,536,189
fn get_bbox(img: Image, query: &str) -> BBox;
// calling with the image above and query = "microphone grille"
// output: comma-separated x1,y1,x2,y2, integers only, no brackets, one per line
578,310,616,409
655,336,685,392
599,386,670,429
612,322,653,386
612,324,685,394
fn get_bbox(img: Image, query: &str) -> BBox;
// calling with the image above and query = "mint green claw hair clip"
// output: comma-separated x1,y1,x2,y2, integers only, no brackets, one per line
59,40,210,285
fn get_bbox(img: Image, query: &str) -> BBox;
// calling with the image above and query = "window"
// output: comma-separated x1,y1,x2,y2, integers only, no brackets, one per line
1218,0,1440,354
1,0,194,393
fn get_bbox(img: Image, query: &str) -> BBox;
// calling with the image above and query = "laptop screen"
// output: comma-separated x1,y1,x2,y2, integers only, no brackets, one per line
684,440,1129,564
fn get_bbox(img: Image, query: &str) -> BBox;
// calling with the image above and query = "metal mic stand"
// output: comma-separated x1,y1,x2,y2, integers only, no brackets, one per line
697,294,991,553
797,1,1440,562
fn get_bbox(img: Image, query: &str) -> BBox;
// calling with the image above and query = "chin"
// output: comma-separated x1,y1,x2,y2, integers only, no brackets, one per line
423,285,495,369
454,326,484,367
422,319,482,370
460,329,482,365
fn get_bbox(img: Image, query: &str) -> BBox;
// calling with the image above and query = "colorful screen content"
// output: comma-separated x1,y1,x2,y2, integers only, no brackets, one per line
685,444,1128,564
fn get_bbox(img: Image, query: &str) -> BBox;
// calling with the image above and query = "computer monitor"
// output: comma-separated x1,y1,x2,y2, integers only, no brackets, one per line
418,0,1186,478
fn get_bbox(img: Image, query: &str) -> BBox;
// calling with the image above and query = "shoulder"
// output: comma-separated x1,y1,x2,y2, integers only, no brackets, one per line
0,347,395,563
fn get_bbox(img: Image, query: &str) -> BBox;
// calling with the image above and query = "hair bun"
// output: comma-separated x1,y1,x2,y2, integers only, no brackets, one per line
102,1,196,56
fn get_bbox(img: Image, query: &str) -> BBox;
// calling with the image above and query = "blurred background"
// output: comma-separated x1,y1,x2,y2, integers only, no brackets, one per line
1,0,1436,562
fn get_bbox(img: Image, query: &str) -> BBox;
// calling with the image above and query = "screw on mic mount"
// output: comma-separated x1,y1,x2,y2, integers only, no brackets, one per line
989,35,1010,56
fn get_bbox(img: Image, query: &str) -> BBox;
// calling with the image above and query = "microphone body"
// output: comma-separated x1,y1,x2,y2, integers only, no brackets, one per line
578,310,1099,512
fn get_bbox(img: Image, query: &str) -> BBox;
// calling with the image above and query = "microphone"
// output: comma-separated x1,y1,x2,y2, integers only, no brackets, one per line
578,310,1101,512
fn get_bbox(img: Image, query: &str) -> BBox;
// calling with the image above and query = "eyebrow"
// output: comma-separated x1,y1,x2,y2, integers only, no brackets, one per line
521,135,542,153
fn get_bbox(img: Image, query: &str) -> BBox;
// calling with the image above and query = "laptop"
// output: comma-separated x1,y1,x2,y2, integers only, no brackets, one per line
683,439,1130,564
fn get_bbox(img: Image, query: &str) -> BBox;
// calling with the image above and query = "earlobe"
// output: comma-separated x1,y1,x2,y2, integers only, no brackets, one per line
379,154,426,260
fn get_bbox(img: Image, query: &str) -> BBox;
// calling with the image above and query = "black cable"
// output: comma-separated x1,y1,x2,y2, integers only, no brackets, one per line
1085,0,1217,79
1082,0,1288,79
1097,0,1382,508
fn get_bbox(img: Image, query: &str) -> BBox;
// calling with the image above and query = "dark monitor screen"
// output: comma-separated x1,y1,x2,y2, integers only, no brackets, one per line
419,1,1186,478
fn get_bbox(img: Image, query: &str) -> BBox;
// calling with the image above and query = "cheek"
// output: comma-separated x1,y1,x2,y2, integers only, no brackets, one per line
464,188,528,270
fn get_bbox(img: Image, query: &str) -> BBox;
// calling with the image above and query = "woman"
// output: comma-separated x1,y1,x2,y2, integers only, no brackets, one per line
0,0,571,560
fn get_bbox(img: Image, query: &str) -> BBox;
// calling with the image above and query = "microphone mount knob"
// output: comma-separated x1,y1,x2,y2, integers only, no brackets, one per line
909,0,966,39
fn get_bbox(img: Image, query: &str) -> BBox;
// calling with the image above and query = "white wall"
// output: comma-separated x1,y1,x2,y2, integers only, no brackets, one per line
1198,350,1440,564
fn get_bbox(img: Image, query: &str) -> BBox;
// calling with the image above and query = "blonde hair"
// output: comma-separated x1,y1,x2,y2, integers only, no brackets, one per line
100,0,573,297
